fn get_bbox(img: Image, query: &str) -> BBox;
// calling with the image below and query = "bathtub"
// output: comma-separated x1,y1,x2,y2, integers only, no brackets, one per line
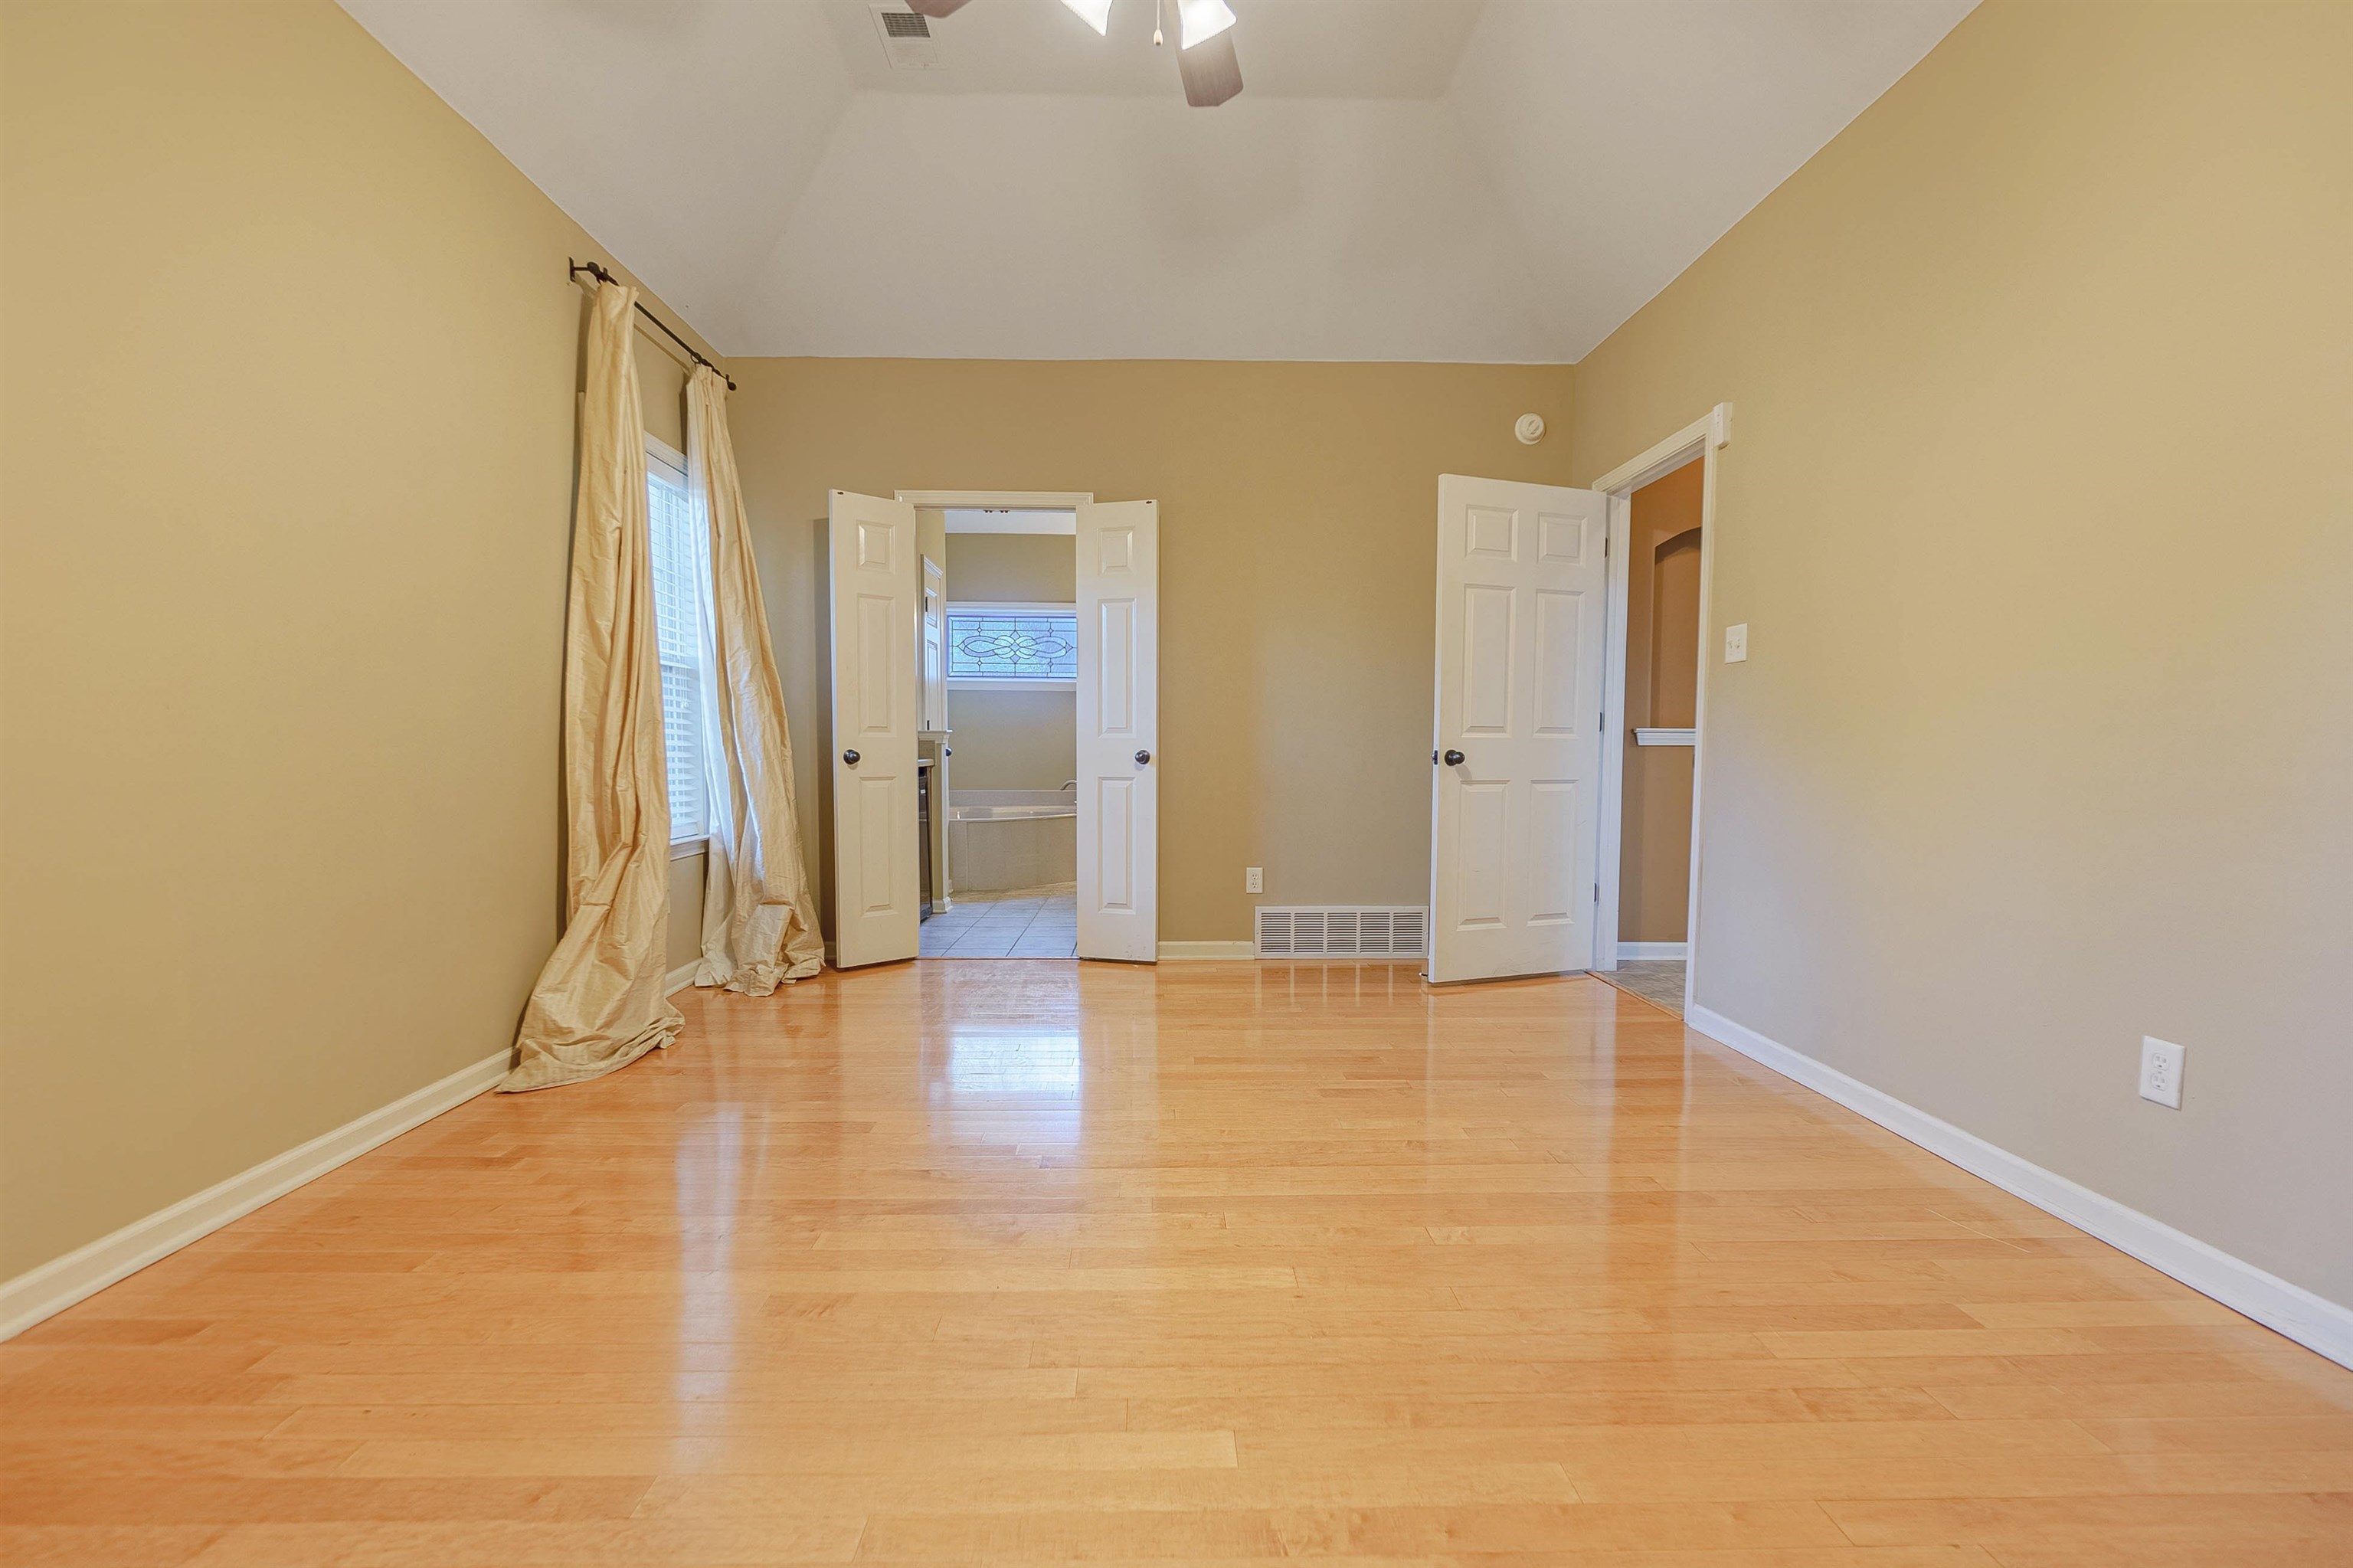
951,803,1074,822
946,791,1077,892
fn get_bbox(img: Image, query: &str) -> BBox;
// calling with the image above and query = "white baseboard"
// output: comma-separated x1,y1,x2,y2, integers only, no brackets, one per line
1158,940,1257,961
666,961,699,995
1618,941,1687,961
1684,1003,2353,1371
0,1048,509,1342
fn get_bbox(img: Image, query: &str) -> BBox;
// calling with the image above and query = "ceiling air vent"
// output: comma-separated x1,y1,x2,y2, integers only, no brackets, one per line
869,7,944,70
1255,906,1429,961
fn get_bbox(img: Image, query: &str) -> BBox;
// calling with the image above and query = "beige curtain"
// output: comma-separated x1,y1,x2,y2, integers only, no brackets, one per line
502,281,683,1092
687,365,825,994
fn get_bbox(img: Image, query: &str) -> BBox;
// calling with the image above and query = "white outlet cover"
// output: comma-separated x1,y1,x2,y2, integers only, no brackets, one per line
2139,1036,2185,1108
1723,623,1748,663
1245,866,1263,894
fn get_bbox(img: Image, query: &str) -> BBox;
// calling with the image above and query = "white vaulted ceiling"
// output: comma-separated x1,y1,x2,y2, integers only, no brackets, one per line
342,0,1973,362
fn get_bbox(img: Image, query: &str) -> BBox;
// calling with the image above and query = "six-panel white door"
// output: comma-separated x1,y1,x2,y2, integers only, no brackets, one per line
1075,500,1158,962
828,489,921,967
1427,476,1610,984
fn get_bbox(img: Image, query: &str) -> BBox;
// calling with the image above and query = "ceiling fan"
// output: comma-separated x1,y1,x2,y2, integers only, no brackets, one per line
902,0,1242,107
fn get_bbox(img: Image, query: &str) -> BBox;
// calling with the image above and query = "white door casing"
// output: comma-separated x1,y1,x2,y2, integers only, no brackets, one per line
1428,476,1610,984
829,489,921,967
1075,500,1158,962
920,555,947,733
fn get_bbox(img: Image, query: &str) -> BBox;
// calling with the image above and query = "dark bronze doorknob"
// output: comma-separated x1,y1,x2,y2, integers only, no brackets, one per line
1443,749,1465,766
1135,749,1152,765
843,749,860,765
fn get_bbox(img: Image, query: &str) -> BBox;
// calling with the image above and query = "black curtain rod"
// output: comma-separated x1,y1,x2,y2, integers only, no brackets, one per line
568,259,736,391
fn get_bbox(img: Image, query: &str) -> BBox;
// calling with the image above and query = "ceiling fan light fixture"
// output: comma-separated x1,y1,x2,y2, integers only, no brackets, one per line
1177,0,1235,50
1058,0,1114,36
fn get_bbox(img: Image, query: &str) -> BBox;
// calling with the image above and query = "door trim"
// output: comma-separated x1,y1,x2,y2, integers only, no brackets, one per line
1590,404,1730,1022
894,489,1095,509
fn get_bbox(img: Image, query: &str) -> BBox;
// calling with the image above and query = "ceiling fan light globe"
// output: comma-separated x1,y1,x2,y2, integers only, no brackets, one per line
1177,0,1235,49
1058,0,1114,36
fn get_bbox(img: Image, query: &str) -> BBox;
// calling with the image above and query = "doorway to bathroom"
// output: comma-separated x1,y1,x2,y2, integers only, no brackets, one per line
825,489,1159,966
1602,457,1702,1013
923,506,1081,957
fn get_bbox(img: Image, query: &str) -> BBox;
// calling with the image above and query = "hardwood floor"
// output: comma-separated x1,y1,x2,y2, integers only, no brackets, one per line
5,961,2349,1565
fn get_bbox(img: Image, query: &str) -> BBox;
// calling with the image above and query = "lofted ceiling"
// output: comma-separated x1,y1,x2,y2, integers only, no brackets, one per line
342,0,1974,362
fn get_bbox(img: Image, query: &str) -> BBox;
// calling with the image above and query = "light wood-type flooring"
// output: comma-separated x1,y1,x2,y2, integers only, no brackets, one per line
5,961,2350,1566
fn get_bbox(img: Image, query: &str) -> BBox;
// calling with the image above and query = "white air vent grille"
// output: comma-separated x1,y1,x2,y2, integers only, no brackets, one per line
869,7,942,69
1255,906,1429,960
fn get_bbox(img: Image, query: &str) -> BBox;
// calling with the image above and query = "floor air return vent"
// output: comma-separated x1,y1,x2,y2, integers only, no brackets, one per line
1255,906,1428,960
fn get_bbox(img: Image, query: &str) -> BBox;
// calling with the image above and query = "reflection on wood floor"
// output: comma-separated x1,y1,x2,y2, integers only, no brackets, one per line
5,961,2349,1564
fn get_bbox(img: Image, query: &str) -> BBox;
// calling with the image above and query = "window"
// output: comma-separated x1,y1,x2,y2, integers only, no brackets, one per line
946,603,1078,686
645,437,707,842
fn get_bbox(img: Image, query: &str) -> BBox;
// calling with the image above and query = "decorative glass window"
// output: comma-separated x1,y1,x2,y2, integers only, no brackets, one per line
644,438,708,842
947,603,1078,685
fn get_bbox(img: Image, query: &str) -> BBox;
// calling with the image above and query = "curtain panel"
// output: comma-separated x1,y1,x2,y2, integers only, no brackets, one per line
688,365,825,994
502,280,682,1092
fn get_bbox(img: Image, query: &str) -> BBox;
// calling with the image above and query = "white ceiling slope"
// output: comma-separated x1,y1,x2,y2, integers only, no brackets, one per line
342,0,1973,362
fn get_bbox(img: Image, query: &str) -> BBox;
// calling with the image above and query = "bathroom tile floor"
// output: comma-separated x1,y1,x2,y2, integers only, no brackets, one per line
918,882,1078,959
1593,958,1686,1016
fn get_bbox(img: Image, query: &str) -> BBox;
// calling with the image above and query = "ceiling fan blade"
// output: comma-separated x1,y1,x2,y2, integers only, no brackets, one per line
902,0,972,15
1177,29,1241,107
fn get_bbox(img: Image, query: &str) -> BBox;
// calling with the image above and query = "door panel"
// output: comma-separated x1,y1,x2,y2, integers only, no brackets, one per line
1076,500,1157,962
1428,476,1609,983
1461,584,1514,735
1095,777,1134,911
829,490,919,967
1097,598,1135,733
1454,780,1510,929
1528,780,1579,922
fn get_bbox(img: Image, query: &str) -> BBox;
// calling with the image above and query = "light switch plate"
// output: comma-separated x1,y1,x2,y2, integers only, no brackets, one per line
1723,623,1748,663
2139,1036,2185,1108
1245,866,1263,894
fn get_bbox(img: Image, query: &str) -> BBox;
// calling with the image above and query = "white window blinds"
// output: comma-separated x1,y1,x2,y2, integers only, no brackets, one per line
645,440,707,842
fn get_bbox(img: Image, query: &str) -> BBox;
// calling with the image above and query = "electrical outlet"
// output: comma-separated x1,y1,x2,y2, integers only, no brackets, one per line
2139,1036,2185,1108
1723,623,1749,663
1245,866,1263,895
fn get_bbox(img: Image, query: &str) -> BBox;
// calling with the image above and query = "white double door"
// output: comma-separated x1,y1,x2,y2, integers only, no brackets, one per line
1427,476,1610,984
827,493,1157,967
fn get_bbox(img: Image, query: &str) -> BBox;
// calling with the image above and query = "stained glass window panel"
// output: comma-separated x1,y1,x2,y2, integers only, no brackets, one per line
947,608,1078,682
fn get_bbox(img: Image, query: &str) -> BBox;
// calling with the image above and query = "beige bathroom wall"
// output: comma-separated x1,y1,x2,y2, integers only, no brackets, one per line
1570,2,2352,1306
0,2,725,1280
946,533,1078,793
728,358,1576,941
947,533,1078,601
945,692,1078,794
1617,462,1703,945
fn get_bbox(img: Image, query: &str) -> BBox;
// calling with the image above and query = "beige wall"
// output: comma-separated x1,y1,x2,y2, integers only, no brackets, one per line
945,533,1078,794
1571,2,2352,1307
729,359,1575,941
0,2,723,1279
947,532,1077,601
1618,462,1703,944
946,691,1076,794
